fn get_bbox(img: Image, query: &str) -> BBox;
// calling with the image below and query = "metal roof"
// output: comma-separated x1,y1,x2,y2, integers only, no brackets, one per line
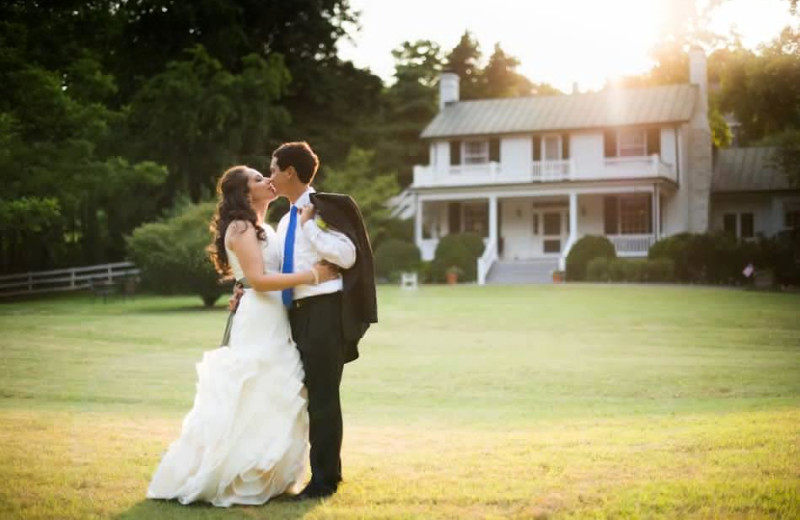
420,84,698,138
712,147,795,193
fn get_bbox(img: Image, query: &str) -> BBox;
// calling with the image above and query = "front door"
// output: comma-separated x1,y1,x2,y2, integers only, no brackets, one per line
531,209,567,255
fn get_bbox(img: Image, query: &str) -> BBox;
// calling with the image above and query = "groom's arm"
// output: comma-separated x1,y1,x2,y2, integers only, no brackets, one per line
302,219,356,269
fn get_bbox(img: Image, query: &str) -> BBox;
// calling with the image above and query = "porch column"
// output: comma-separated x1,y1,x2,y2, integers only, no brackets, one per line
488,195,498,248
654,184,661,241
414,195,423,248
569,191,578,245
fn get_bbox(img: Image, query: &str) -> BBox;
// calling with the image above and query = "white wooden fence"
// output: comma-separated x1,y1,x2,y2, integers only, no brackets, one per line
0,262,140,297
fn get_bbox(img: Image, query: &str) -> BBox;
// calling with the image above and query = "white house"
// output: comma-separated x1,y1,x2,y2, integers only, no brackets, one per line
406,49,799,284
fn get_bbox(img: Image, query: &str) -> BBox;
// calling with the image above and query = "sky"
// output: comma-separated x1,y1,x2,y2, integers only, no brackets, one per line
337,0,798,92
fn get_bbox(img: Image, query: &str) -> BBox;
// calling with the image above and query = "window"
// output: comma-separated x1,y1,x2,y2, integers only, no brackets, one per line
785,210,800,229
463,141,489,165
723,213,737,236
618,129,646,157
618,195,651,234
463,202,489,237
740,213,754,238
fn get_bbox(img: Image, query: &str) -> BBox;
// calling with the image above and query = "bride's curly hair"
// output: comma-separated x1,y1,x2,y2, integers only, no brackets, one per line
208,166,266,277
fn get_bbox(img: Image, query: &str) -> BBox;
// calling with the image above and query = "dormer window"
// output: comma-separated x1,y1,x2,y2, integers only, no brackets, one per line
463,140,489,165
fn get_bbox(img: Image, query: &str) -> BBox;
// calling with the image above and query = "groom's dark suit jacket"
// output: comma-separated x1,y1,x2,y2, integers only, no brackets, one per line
310,192,377,363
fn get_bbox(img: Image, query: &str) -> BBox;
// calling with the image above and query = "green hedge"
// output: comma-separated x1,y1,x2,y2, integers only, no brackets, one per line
587,258,675,283
127,202,225,307
566,235,617,281
649,231,799,286
430,233,485,283
374,239,421,282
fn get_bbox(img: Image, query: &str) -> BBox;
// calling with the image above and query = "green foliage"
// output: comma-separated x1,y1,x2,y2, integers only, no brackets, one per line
374,239,421,281
566,235,617,281
126,203,223,306
128,46,290,202
430,233,485,283
319,147,401,245
587,257,676,284
767,129,800,187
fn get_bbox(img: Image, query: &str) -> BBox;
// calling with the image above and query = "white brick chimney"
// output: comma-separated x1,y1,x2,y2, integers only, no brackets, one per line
689,47,708,112
439,73,460,111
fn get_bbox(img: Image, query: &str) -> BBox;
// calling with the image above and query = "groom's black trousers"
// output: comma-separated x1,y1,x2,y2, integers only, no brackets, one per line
289,291,344,490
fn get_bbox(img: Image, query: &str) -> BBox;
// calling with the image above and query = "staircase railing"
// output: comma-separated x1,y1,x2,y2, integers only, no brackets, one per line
477,238,498,285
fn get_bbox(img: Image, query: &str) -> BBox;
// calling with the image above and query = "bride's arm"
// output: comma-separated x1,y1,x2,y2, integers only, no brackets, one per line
227,221,333,292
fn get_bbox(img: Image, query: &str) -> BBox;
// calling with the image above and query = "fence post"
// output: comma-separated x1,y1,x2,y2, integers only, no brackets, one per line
70,269,76,288
28,272,32,292
107,264,113,282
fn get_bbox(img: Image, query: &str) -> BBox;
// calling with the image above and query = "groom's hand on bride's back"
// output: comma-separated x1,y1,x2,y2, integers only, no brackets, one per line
229,283,244,312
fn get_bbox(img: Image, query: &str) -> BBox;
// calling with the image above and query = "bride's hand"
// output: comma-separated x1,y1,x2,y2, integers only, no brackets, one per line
312,261,339,284
299,204,316,226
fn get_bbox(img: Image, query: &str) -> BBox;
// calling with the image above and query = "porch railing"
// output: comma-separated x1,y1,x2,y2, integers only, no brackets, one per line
413,155,675,187
477,237,498,285
607,234,655,257
0,261,140,297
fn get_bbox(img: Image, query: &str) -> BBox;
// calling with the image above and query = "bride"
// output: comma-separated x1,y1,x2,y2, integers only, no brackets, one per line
147,165,338,507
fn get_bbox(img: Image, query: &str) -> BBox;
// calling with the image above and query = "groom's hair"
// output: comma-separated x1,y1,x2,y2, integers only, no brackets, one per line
272,141,319,184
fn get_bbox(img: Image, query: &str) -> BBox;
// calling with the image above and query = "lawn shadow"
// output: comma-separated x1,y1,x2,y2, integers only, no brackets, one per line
117,496,321,519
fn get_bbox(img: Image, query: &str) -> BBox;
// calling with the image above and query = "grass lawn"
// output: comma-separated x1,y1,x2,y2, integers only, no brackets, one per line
0,284,799,519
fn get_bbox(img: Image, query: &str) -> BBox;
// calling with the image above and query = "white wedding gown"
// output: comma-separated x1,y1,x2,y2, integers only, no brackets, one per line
147,225,308,507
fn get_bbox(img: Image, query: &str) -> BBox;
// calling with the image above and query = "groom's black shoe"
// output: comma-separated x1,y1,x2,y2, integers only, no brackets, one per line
291,483,337,501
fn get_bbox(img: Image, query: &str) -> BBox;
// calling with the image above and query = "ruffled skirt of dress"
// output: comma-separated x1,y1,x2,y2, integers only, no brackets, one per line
147,291,308,507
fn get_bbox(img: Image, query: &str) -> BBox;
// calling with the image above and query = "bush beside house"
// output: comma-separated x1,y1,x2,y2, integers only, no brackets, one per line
566,235,616,281
430,233,485,283
374,239,421,282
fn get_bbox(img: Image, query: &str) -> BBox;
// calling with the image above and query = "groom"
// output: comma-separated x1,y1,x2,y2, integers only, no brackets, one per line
268,141,376,500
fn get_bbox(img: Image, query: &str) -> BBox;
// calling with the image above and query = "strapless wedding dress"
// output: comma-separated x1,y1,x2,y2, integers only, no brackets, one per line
147,225,308,507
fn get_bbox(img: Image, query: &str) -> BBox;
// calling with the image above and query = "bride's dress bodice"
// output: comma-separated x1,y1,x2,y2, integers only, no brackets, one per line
226,224,282,282
224,224,292,351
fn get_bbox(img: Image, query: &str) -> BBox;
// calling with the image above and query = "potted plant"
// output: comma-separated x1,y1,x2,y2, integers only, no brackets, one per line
552,270,565,284
446,265,464,285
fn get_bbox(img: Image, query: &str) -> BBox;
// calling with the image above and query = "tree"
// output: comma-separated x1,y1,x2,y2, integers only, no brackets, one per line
446,31,483,100
319,148,400,245
768,129,800,187
127,45,290,202
477,43,534,98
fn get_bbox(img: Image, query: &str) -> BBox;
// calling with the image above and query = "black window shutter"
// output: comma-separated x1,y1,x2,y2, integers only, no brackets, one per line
604,130,617,158
448,202,462,234
604,196,618,234
532,136,541,161
489,138,500,162
450,141,461,165
647,128,660,155
562,134,570,159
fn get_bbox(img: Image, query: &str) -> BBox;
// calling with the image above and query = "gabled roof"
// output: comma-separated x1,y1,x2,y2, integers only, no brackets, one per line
712,147,795,193
421,84,698,139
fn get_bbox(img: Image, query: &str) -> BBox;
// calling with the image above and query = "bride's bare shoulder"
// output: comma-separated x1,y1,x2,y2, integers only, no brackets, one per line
225,220,257,247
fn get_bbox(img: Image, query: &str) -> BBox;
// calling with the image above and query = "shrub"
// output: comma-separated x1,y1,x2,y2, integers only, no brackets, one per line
430,233,485,283
621,259,645,282
586,257,611,282
566,235,617,281
649,233,693,282
607,258,626,281
644,258,675,282
127,202,225,307
374,239,421,282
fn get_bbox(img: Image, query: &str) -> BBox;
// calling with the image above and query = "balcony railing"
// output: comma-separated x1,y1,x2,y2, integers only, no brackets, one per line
607,234,656,257
412,155,675,187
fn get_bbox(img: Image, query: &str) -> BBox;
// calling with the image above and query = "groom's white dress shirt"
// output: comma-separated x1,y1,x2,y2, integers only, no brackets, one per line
277,187,356,301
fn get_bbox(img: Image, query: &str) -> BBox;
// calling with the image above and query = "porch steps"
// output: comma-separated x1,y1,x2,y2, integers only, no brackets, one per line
485,259,560,285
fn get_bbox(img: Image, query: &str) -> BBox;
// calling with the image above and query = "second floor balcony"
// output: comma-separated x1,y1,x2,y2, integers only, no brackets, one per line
413,155,676,188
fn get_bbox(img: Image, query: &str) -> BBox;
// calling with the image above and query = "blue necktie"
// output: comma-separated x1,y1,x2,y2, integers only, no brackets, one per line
281,205,298,307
